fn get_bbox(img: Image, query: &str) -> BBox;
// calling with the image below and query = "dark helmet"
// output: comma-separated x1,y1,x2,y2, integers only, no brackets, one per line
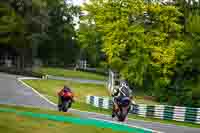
64,85,68,89
63,85,69,92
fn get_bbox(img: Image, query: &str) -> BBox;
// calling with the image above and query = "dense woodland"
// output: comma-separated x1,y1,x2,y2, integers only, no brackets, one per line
0,0,200,107
0,0,79,67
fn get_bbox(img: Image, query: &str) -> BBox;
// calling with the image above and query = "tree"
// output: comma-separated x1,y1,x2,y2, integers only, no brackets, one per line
82,0,200,107
83,0,182,86
1,0,80,68
37,0,80,66
0,3,26,46
167,0,200,106
78,23,104,67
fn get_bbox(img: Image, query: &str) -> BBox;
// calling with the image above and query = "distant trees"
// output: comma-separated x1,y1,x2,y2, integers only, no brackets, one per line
0,0,80,68
81,0,200,107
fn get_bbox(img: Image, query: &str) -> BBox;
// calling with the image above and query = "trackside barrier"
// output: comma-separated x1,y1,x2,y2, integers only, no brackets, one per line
86,96,200,124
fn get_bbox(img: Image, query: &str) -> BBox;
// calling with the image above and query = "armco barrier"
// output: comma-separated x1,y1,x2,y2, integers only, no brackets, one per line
86,96,200,124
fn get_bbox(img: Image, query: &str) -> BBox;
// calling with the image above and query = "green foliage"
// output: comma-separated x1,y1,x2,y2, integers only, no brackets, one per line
38,1,78,65
0,0,81,67
0,3,26,48
84,1,181,84
166,1,200,107
1,0,200,107
78,23,104,67
167,33,200,107
187,14,200,32
82,0,200,107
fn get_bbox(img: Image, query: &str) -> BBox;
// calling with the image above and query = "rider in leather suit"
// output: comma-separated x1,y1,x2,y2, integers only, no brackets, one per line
111,80,133,118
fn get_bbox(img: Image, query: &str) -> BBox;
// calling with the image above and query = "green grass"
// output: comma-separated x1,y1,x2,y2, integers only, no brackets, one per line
134,98,158,105
0,104,125,133
0,104,74,116
23,79,110,112
34,67,107,81
134,91,159,105
23,79,200,129
23,79,159,112
33,67,158,105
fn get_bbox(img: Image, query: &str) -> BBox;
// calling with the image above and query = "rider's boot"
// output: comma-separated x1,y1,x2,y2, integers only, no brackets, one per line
112,105,116,118
112,103,119,118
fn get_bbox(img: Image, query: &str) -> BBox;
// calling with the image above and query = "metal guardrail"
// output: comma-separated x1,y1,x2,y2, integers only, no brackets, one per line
86,96,200,124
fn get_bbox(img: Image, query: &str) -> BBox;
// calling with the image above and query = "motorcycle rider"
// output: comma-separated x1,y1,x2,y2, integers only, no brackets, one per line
111,80,133,118
58,85,74,109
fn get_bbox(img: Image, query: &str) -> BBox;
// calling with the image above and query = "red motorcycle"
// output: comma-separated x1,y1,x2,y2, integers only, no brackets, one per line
58,90,74,112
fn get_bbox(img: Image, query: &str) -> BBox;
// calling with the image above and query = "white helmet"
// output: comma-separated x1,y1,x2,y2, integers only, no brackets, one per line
120,80,128,87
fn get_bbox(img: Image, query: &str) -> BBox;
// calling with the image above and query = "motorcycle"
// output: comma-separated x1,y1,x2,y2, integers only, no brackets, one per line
113,96,131,122
58,91,74,112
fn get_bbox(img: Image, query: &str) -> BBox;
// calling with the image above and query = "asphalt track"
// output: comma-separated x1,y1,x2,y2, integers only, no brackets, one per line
45,75,106,85
0,73,200,133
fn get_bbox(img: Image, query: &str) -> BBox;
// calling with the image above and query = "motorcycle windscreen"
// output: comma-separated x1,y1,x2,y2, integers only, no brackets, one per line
120,97,130,107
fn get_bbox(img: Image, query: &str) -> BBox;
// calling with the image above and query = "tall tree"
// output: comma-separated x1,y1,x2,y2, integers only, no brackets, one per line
78,23,104,67
37,0,80,66
82,0,200,107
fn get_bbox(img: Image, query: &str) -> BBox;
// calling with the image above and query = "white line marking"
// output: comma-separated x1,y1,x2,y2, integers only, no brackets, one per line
91,117,164,133
18,78,56,106
17,77,164,133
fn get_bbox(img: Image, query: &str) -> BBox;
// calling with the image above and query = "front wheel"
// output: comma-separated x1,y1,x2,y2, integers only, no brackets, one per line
118,112,126,122
58,104,62,112
117,106,130,122
62,99,72,112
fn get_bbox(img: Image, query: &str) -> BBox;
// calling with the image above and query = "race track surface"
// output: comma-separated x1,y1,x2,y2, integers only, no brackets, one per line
0,73,199,133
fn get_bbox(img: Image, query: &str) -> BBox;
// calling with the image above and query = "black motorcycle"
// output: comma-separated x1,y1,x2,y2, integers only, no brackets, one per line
113,96,131,122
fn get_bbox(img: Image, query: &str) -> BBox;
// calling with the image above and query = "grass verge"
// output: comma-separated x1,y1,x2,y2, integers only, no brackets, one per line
0,104,125,133
23,79,110,113
34,67,107,81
